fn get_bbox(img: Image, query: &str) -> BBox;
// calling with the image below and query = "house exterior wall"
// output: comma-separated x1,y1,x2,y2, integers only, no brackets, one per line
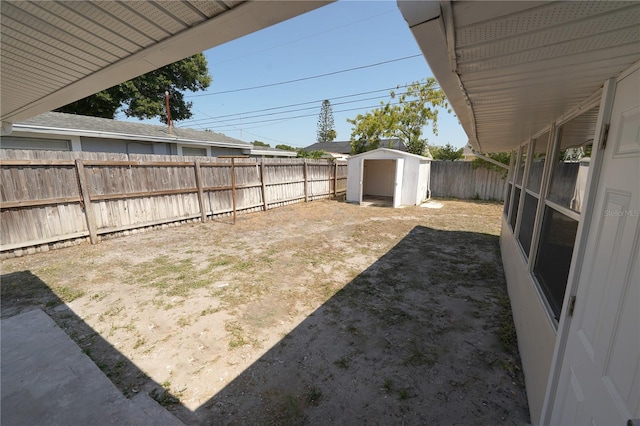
80,137,154,154
500,221,556,425
209,146,245,157
363,159,395,197
0,135,71,151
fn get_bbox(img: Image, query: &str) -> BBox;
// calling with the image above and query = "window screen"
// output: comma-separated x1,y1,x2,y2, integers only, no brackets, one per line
182,146,207,156
517,193,538,257
534,206,579,319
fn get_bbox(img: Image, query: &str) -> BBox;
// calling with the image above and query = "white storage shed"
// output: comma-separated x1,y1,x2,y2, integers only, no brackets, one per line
346,148,431,208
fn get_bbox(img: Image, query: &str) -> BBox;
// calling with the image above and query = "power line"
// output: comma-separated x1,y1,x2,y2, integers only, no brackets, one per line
206,101,412,130
212,8,396,66
181,85,405,124
187,54,423,97
184,91,411,127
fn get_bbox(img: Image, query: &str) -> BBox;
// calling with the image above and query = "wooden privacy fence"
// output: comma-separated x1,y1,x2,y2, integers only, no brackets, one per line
0,150,347,254
430,161,507,201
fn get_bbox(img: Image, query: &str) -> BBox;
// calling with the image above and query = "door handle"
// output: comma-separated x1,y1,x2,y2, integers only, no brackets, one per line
628,420,640,426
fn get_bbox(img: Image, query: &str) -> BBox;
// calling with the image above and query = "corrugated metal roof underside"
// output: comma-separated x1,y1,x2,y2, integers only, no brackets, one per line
452,1,640,152
0,1,238,121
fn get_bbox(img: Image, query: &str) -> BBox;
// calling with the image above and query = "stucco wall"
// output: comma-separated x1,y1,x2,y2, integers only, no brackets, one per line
500,220,556,425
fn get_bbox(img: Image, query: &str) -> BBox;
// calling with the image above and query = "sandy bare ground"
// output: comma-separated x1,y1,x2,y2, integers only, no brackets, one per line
1,199,529,425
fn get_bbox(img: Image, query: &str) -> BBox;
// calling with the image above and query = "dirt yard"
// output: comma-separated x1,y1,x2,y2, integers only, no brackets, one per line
1,199,530,425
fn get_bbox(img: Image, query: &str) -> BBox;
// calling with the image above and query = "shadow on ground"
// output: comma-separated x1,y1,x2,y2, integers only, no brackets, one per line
1,224,530,425
0,271,180,409
191,226,530,425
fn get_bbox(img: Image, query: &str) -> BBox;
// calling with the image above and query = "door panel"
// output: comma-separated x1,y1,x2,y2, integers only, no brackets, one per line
550,66,639,424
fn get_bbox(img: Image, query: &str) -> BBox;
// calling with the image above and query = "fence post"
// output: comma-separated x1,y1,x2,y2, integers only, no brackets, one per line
259,161,268,211
231,158,237,224
75,159,98,244
334,161,338,197
303,159,309,203
193,160,206,223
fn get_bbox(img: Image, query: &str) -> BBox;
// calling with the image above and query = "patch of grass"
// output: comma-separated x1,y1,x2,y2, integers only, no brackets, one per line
177,316,191,327
45,299,59,307
225,320,258,349
55,286,85,303
133,337,146,349
232,261,254,272
90,292,107,302
200,306,218,316
402,344,437,367
276,394,306,425
334,356,350,369
493,290,518,352
306,386,323,406
383,377,394,393
398,388,410,400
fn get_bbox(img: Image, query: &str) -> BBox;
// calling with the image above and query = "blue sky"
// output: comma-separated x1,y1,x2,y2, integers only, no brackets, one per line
122,1,468,149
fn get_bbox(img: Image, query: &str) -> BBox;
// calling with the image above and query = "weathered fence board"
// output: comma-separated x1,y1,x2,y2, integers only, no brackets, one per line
430,161,506,201
1,150,347,254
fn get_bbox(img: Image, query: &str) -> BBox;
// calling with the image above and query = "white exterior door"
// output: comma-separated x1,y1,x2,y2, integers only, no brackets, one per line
550,66,640,424
393,158,404,208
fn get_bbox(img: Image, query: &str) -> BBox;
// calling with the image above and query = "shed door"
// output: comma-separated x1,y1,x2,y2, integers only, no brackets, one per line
393,158,404,208
550,65,639,424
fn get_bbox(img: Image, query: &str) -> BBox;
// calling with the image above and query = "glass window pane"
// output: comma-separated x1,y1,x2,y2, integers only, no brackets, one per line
526,132,549,194
534,206,579,320
510,187,521,230
547,144,592,213
517,193,538,257
516,145,528,185
507,149,517,183
504,183,512,217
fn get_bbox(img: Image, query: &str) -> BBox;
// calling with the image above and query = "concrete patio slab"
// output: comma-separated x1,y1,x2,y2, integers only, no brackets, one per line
1,308,183,426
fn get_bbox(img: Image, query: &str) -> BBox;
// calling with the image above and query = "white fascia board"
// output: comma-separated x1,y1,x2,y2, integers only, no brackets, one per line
11,125,251,149
348,148,430,161
2,1,333,123
398,1,479,151
245,148,297,157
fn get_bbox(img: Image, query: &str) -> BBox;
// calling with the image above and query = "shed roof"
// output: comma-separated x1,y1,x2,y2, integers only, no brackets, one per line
347,148,431,161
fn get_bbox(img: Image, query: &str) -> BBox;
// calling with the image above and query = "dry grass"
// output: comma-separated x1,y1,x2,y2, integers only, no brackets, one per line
1,198,529,425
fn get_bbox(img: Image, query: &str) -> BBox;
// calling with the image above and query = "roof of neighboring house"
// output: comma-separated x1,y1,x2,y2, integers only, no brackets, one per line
304,139,407,154
249,145,297,157
13,112,251,149
304,141,352,154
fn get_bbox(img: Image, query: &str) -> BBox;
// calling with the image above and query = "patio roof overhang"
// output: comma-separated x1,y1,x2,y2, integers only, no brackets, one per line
0,1,332,126
398,1,640,153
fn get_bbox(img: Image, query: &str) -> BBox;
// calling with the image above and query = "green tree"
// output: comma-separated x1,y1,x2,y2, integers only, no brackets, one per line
56,54,211,124
317,100,337,143
275,144,297,152
252,141,271,147
347,78,448,155
472,152,511,177
431,143,464,161
297,150,325,159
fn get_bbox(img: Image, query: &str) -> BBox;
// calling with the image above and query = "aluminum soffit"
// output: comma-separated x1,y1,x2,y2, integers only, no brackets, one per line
1,1,332,124
400,1,640,153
